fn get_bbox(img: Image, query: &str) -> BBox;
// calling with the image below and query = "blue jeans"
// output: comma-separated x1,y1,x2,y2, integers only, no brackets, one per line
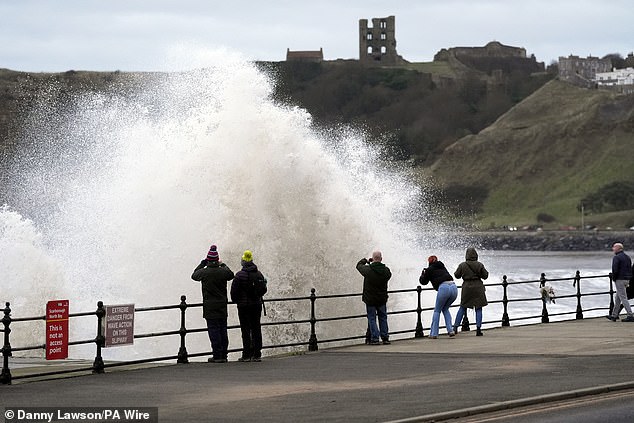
366,304,389,341
205,317,229,360
454,306,483,329
430,282,458,336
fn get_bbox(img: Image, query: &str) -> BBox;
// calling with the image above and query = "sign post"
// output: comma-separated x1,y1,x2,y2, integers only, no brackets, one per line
46,300,69,360
104,304,135,347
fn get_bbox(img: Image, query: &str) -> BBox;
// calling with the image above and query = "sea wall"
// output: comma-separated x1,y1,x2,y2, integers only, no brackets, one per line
471,231,634,251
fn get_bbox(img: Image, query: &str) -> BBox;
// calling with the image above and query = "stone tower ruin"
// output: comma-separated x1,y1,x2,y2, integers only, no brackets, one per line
359,16,406,65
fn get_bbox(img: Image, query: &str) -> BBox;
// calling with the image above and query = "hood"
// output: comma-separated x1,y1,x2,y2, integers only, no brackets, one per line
369,261,390,276
465,247,479,261
241,261,258,273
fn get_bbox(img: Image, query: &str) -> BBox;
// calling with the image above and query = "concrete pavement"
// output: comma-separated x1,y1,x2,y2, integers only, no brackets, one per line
2,317,634,422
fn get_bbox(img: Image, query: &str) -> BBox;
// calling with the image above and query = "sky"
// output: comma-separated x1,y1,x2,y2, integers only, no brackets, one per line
1,0,633,73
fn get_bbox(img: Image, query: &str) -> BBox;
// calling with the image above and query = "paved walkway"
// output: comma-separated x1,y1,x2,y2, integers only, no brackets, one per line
2,318,634,422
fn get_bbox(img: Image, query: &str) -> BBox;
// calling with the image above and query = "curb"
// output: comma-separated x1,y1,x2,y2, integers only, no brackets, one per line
383,380,634,423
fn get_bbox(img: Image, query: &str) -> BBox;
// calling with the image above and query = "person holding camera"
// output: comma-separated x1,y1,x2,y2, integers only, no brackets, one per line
356,251,392,345
191,245,235,363
419,255,457,339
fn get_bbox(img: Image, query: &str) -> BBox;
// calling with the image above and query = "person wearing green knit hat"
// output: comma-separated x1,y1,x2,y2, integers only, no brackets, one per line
231,249,267,361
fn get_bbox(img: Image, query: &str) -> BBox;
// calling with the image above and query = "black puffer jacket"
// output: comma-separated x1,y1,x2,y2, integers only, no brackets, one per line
356,258,392,306
230,261,267,307
419,261,453,291
191,260,235,319
612,251,633,281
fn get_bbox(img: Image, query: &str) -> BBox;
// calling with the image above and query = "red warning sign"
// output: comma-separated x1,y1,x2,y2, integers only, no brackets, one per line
46,299,69,360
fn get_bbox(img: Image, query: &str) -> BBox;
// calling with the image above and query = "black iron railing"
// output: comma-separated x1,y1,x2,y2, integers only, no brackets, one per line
1,271,615,385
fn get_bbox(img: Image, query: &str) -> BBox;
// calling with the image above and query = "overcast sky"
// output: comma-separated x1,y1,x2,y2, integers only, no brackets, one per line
2,0,632,72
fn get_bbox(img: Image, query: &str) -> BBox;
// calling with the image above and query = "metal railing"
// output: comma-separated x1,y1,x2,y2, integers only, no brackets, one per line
1,271,615,385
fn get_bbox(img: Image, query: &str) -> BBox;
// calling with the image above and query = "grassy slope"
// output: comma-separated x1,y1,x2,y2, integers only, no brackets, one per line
420,80,634,229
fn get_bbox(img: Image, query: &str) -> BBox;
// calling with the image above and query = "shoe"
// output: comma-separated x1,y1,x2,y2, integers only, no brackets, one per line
208,358,227,363
623,316,634,322
449,332,455,337
453,326,459,334
237,357,252,362
369,340,381,345
606,315,618,322
252,357,262,362
429,335,438,339
382,339,391,345
476,328,483,336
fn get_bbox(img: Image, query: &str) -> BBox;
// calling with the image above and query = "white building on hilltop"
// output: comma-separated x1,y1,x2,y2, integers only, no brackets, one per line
595,67,634,94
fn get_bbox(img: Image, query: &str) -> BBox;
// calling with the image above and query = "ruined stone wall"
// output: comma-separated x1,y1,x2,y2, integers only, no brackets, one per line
558,55,612,86
358,16,407,65
435,41,526,61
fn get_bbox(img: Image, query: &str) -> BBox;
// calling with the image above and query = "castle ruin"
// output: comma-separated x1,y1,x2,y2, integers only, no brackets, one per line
358,16,407,65
558,55,612,88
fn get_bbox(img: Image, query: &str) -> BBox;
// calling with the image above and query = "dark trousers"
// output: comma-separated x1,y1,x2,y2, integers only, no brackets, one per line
237,304,263,359
205,317,228,360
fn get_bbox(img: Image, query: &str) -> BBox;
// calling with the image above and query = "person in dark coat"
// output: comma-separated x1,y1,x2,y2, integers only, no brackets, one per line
356,250,392,345
230,250,267,362
453,247,489,336
419,255,457,338
191,245,235,363
607,242,634,322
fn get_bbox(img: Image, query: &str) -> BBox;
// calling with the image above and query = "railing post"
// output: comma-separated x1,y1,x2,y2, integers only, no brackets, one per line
501,275,510,327
92,301,105,374
177,295,189,364
415,285,425,337
308,288,318,351
540,273,550,323
608,272,614,315
574,270,583,319
1,302,12,385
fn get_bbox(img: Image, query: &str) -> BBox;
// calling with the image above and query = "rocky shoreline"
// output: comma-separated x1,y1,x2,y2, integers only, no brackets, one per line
469,231,634,251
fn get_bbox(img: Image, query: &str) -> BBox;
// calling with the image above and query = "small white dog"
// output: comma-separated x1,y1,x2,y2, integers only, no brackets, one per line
540,282,556,304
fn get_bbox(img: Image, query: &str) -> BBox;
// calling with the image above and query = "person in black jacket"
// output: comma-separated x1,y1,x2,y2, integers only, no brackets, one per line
356,251,392,345
607,243,634,322
419,255,458,339
191,245,235,363
230,250,267,361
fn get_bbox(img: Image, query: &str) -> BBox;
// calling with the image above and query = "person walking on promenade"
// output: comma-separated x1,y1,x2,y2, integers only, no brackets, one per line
356,251,392,345
607,242,634,322
419,255,458,339
453,247,489,336
191,245,235,363
230,250,268,361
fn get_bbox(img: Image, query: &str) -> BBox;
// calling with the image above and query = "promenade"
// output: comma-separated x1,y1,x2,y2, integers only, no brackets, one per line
2,317,634,422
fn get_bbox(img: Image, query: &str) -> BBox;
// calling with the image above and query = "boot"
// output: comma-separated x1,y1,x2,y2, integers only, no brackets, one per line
476,328,483,336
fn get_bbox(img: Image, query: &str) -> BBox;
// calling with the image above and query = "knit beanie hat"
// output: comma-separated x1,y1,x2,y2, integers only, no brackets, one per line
427,255,438,264
206,245,219,261
241,250,253,262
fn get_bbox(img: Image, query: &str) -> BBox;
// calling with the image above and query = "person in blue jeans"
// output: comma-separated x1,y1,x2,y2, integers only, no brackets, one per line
419,255,458,338
357,251,392,345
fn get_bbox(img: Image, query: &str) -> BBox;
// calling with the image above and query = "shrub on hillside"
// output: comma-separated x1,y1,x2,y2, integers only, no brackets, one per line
579,181,634,213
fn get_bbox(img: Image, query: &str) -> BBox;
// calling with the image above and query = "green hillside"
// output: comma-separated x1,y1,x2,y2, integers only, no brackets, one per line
421,80,634,229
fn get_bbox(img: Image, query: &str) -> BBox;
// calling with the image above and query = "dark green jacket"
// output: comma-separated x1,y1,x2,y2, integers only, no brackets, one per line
356,259,392,306
191,260,235,319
